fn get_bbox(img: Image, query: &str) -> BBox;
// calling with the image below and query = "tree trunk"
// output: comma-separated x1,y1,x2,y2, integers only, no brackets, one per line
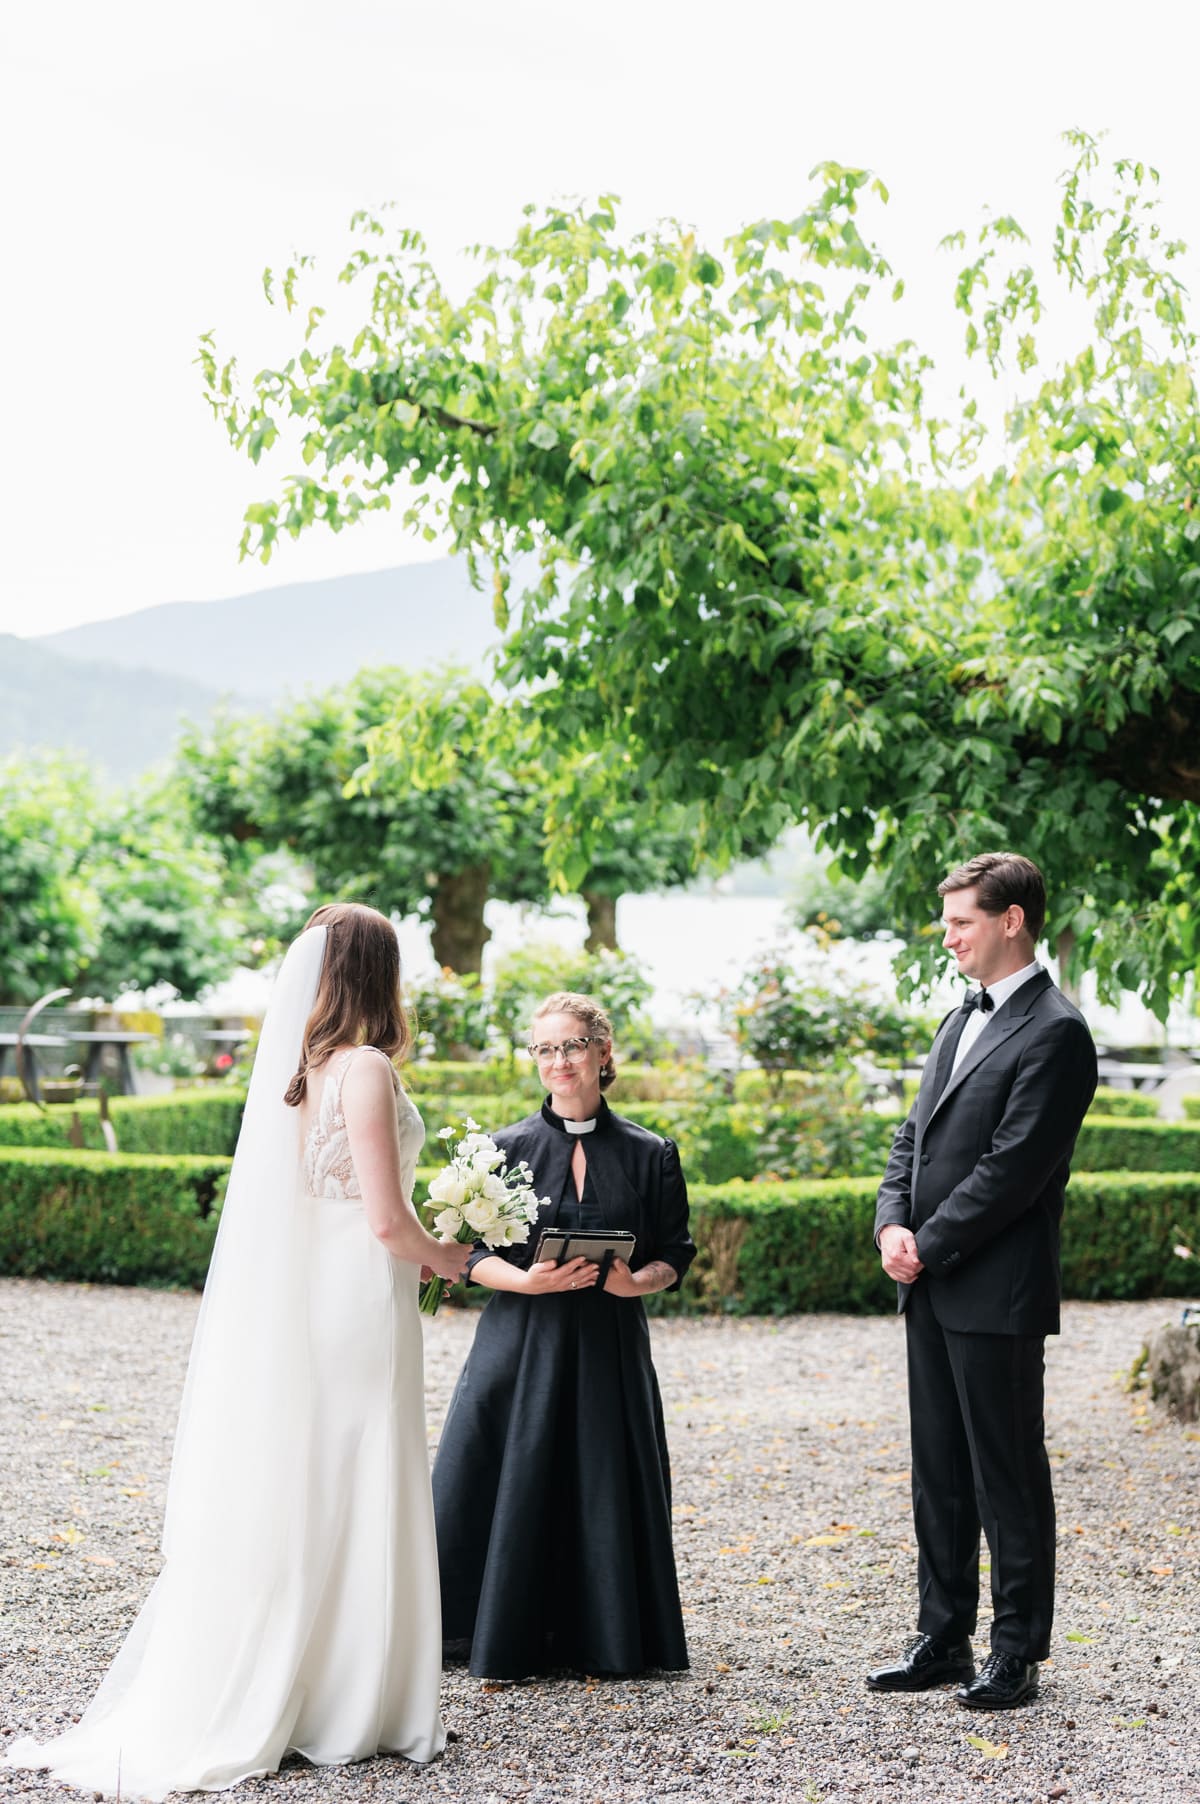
583,889,619,953
1055,927,1081,1007
430,863,492,974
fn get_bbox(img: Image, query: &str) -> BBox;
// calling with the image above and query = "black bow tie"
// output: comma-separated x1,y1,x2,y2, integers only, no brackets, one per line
962,989,994,1015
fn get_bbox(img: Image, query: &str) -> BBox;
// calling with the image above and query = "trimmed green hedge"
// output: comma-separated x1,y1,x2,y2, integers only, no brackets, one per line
0,1148,230,1287
0,1089,246,1157
2,1088,1195,1190
1073,1117,1200,1172
654,1171,1200,1316
1183,1096,1200,1121
1087,1086,1159,1118
2,1149,1195,1309
404,1053,530,1096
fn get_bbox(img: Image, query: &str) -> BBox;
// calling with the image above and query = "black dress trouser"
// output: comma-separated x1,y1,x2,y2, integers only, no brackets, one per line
904,1279,1056,1661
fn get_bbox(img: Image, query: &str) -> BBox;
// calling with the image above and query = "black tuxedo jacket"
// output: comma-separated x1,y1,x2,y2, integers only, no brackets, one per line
874,970,1097,1336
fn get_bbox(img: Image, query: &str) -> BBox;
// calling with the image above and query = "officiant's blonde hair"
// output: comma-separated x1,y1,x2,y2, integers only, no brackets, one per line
532,991,617,1090
283,903,412,1105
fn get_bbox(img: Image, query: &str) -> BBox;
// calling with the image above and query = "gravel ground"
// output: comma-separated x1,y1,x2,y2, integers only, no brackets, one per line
1,1280,1197,1804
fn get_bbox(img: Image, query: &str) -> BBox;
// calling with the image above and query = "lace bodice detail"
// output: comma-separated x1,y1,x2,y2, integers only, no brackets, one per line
301,1047,426,1201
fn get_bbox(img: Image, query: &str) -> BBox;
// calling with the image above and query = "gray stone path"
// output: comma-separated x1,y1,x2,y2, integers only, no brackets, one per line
1,1280,1197,1803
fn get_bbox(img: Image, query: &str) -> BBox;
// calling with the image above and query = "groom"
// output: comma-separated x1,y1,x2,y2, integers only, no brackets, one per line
868,853,1096,1710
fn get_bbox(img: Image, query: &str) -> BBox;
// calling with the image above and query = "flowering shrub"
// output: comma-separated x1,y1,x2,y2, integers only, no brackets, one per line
133,1032,207,1081
490,941,654,1053
715,947,927,1074
407,968,493,1060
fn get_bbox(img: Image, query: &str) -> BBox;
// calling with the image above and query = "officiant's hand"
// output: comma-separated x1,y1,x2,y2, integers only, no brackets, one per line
523,1256,599,1295
602,1258,642,1298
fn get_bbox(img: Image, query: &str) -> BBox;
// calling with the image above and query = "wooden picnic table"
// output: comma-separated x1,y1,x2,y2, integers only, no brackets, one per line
68,1031,158,1096
0,1032,69,1104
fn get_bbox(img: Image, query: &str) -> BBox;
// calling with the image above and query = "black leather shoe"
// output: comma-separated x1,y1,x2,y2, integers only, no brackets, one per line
956,1650,1039,1709
866,1633,975,1692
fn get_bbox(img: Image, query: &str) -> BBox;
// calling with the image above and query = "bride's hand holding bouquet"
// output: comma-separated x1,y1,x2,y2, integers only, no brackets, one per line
419,1119,549,1316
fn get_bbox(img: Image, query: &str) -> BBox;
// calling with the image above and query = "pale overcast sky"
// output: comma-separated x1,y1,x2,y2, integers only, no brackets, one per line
3,0,1197,636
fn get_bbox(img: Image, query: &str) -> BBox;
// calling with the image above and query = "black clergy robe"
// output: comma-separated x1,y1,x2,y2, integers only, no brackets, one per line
432,1098,695,1679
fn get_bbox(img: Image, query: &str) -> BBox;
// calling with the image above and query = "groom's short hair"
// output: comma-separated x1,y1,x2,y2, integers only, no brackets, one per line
938,852,1046,942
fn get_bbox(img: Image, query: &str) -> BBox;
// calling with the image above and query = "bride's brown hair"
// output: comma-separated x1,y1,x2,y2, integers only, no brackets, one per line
282,902,413,1106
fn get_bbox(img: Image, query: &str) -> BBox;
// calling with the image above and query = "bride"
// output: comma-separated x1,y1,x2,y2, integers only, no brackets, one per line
5,903,468,1799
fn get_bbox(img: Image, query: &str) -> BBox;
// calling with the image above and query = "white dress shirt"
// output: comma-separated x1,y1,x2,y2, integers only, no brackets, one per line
951,960,1042,1076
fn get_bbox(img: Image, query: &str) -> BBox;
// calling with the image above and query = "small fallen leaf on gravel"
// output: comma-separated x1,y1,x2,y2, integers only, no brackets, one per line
804,1535,846,1546
1149,1567,1173,1576
964,1735,1008,1759
715,1662,732,1673
1065,1632,1095,1643
51,1528,85,1545
83,1555,115,1567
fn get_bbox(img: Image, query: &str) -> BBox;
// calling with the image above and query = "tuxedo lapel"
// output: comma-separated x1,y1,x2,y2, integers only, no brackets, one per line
916,1009,961,1136
926,969,1053,1124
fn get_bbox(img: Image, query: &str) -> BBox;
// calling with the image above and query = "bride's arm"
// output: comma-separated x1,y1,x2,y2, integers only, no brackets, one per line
341,1055,467,1280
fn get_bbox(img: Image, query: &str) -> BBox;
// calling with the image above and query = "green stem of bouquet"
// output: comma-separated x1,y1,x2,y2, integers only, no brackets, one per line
418,1228,475,1317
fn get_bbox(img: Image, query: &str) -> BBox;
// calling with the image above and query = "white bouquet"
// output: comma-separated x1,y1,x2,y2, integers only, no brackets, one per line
419,1118,549,1316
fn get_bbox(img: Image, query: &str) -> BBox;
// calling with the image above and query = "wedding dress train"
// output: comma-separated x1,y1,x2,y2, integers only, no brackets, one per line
5,933,444,1799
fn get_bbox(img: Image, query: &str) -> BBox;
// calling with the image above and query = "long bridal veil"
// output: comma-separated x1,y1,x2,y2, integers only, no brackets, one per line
7,927,331,1799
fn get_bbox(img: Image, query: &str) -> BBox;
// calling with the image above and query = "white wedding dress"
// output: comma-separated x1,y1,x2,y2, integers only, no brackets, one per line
5,940,445,1801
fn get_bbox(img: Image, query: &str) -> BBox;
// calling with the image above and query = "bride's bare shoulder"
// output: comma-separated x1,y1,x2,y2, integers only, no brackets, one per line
340,1045,400,1110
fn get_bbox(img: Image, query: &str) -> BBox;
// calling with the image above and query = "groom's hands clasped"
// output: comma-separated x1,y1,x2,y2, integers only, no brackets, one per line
879,1225,924,1284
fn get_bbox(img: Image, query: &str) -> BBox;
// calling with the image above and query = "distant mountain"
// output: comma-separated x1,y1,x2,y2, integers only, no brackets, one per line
37,560,498,700
0,635,233,782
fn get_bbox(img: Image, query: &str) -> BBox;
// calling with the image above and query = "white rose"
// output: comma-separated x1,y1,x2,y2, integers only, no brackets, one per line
433,1207,464,1239
481,1172,510,1207
465,1197,501,1236
428,1169,468,1211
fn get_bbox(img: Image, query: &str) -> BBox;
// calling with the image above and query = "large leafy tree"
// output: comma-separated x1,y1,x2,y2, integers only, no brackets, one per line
180,668,723,970
203,136,1200,1012
0,757,95,1005
80,784,241,1001
179,667,547,973
0,760,240,1006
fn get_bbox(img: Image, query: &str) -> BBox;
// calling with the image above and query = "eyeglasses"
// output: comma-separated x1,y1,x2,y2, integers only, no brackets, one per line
527,1036,599,1064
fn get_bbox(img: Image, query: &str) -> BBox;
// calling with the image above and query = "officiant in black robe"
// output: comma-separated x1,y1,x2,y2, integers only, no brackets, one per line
432,992,695,1680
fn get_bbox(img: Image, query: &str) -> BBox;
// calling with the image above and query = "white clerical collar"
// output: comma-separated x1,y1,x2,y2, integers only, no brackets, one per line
984,961,1042,1013
562,1116,598,1135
